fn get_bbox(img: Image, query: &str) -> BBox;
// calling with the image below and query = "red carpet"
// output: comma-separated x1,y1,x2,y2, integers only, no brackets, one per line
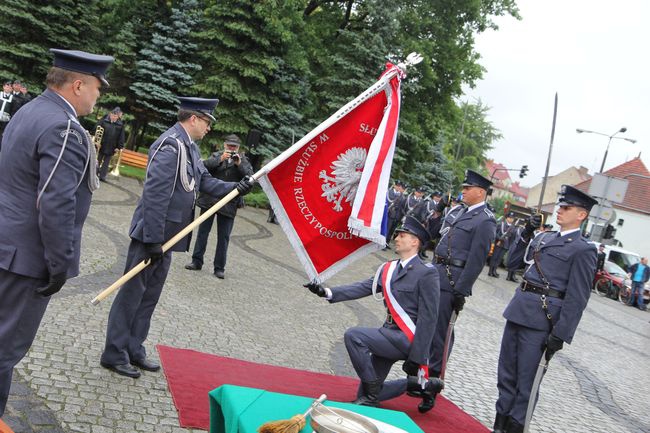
157,345,489,433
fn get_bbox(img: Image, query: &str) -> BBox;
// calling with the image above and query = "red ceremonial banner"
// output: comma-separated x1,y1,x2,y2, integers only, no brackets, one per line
263,90,387,280
258,61,413,282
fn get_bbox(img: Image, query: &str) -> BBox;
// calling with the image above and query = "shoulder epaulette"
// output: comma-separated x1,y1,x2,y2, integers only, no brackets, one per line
424,263,434,268
484,208,495,219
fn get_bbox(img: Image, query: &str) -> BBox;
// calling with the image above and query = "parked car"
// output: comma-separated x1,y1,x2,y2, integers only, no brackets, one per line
593,260,650,305
590,242,640,272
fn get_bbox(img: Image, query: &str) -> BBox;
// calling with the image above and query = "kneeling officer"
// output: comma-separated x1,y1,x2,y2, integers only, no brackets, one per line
305,216,439,407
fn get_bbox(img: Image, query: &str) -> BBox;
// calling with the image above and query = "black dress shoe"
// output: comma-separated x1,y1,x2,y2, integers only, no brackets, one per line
100,361,141,378
214,270,225,279
185,262,202,271
131,358,160,372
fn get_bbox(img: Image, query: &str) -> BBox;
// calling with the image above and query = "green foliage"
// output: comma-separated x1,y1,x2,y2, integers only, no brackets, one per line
443,100,503,189
243,188,270,209
1,0,519,180
488,193,513,219
0,0,102,90
194,0,309,159
129,0,202,131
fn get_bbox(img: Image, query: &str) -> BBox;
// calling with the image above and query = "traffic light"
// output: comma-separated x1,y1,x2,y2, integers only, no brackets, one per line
519,165,529,178
603,224,616,239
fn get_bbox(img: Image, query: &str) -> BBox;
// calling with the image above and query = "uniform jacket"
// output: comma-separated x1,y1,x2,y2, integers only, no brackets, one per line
495,219,516,250
402,194,421,218
506,230,597,343
128,123,236,252
328,258,440,365
387,189,404,220
434,203,496,296
96,117,125,155
196,150,253,218
0,89,95,279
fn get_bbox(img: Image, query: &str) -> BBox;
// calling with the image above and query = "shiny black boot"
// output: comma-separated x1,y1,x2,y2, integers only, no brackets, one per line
505,419,524,433
492,413,509,433
351,380,382,407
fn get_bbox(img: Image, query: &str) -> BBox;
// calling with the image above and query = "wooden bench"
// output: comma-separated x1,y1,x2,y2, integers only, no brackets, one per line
119,149,148,169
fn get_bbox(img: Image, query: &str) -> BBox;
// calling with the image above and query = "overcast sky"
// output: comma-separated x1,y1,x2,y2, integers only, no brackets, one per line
465,0,648,188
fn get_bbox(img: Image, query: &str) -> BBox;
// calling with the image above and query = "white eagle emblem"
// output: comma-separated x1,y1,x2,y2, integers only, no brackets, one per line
319,147,367,212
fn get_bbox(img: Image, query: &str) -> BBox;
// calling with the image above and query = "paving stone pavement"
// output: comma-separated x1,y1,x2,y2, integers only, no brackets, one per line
3,176,649,433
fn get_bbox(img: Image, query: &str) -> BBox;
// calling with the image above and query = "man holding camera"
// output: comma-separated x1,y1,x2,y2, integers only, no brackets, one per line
185,134,253,279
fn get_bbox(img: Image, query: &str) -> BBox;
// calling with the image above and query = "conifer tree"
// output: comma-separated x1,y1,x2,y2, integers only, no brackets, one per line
193,0,308,156
0,0,102,90
127,0,202,143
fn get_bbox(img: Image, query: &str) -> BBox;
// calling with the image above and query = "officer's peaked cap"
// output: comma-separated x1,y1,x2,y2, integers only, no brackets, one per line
111,106,122,114
395,180,406,187
557,185,597,212
177,96,219,122
395,215,430,246
432,191,442,197
462,169,492,190
50,49,114,87
506,211,516,218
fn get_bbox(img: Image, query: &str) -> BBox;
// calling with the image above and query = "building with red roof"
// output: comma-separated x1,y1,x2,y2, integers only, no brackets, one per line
573,157,650,254
485,159,529,205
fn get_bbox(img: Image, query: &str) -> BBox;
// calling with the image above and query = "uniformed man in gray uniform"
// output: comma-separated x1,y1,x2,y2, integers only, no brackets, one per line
492,185,597,433
0,49,114,417
306,216,439,407
100,97,254,378
489,211,516,277
382,170,496,410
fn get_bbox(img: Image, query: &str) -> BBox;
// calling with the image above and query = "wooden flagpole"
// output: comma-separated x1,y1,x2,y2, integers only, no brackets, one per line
90,62,415,306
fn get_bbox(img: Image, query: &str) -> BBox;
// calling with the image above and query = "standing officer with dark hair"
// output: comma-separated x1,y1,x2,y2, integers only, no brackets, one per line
185,134,253,279
489,211,516,278
0,48,114,417
0,81,14,143
101,97,255,378
96,106,125,181
305,216,439,407
385,180,406,242
492,185,598,433
378,170,496,411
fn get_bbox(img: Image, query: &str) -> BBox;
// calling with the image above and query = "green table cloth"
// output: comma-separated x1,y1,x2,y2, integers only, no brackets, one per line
209,385,423,433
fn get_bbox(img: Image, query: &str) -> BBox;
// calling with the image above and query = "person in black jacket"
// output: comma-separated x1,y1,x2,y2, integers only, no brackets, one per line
185,134,253,278
96,107,126,181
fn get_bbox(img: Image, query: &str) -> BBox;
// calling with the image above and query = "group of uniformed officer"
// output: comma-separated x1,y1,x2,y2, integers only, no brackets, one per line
0,47,600,433
0,49,255,415
309,172,599,433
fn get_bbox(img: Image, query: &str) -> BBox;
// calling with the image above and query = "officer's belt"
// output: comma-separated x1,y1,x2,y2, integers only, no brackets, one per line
435,256,466,268
520,280,565,299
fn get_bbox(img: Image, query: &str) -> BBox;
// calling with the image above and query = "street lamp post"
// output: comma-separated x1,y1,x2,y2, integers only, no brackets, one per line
575,127,637,173
575,127,638,242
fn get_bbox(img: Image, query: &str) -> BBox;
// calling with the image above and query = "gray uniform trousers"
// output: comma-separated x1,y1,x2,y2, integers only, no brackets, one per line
101,240,172,365
496,321,548,424
345,325,410,384
377,289,456,401
0,270,49,417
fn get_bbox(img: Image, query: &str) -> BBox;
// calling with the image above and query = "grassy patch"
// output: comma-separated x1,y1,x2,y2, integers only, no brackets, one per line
117,165,146,180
